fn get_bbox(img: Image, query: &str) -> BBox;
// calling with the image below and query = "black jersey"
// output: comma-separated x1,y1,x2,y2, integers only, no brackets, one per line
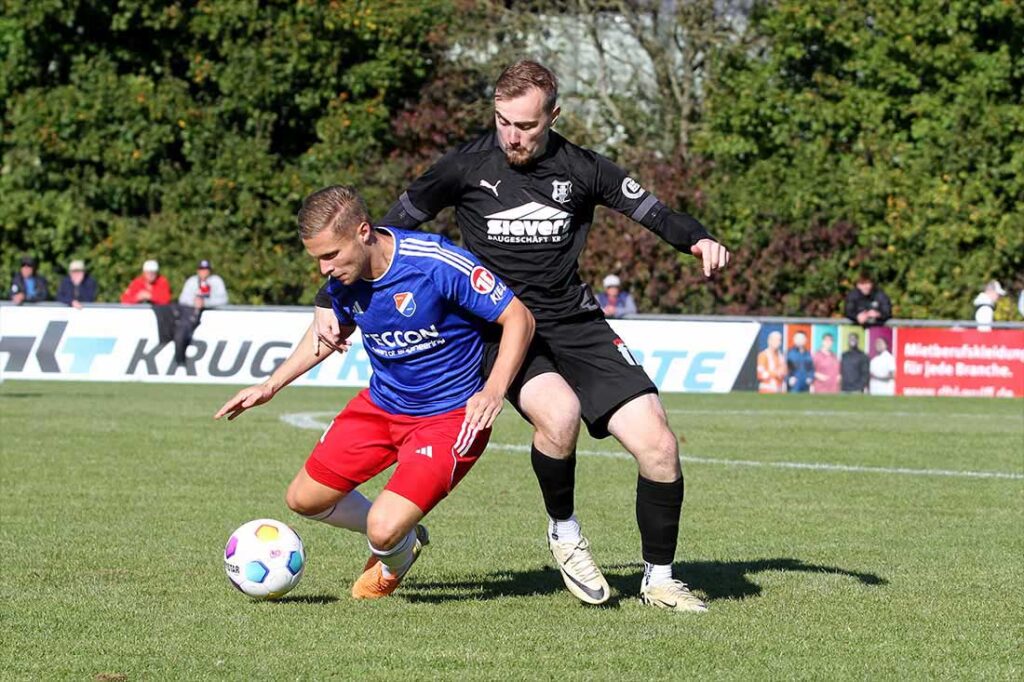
318,130,713,320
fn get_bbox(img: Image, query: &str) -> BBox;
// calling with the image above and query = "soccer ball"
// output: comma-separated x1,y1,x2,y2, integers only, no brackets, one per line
224,519,305,599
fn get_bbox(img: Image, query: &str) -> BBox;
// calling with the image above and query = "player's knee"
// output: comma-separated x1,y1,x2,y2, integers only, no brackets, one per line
632,423,680,477
284,486,320,517
534,416,579,454
365,511,408,551
528,400,581,454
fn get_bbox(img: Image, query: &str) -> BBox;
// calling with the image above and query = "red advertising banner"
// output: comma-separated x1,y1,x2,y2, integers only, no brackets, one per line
896,328,1024,398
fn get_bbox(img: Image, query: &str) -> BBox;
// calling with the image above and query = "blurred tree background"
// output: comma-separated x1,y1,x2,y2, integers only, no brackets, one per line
2,0,1021,318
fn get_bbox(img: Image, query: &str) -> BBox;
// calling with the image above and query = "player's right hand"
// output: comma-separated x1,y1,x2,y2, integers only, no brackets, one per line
464,387,504,431
313,305,350,356
214,383,275,421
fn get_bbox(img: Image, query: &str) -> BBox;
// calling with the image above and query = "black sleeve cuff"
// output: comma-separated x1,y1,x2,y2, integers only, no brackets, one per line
314,285,331,309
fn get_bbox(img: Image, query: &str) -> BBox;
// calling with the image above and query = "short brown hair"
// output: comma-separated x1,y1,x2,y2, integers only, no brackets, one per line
495,60,558,112
297,185,371,239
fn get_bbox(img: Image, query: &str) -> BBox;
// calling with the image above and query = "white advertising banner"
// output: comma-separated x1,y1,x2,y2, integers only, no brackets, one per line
0,306,759,393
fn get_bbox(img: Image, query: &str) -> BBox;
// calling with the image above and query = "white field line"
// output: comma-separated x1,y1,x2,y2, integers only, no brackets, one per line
666,408,1017,419
279,412,1024,481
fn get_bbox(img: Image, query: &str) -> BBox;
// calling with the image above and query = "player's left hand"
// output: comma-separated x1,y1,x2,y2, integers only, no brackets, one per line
464,387,504,431
690,239,731,278
214,383,275,421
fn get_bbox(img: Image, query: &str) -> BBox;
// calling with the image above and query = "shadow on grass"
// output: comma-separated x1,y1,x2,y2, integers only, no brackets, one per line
401,558,886,605
272,594,339,605
0,392,43,399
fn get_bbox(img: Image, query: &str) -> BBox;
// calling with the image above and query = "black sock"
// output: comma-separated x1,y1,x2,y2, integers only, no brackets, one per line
636,475,684,565
530,445,576,520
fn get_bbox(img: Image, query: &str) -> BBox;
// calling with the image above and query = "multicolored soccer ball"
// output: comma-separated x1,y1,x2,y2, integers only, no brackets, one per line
224,519,305,599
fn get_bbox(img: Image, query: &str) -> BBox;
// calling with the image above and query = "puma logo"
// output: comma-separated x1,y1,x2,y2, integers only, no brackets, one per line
479,179,501,197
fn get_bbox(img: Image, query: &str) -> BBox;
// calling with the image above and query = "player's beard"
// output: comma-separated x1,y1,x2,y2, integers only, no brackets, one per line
504,147,534,166
502,128,550,166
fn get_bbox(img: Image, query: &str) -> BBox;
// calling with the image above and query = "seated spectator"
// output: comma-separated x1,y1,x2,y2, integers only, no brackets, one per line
786,331,814,393
840,333,869,393
869,337,895,396
9,256,49,304
173,259,229,365
56,260,98,309
812,333,840,394
121,260,172,305
597,274,637,318
844,274,892,327
973,280,1006,332
757,331,786,393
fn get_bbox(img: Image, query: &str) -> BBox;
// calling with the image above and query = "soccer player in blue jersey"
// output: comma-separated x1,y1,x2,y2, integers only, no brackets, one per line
215,185,534,599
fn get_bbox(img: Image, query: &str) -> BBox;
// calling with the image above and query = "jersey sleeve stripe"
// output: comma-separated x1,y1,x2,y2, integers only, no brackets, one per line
402,238,476,269
398,192,430,222
398,245,473,275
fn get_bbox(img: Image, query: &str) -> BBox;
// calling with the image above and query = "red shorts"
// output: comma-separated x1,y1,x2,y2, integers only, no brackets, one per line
304,390,490,514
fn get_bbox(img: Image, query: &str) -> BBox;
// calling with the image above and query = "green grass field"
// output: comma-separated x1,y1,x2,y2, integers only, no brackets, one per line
1,381,1022,680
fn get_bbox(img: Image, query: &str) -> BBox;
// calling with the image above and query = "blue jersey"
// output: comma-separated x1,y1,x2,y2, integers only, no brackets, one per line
325,227,514,416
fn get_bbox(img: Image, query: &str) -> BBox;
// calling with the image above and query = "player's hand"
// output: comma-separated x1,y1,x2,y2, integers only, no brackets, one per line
313,305,350,356
464,387,504,431
690,239,731,278
214,383,275,421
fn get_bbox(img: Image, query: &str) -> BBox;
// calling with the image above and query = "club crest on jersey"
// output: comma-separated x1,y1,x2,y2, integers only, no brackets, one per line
551,180,572,204
393,292,416,317
470,266,496,295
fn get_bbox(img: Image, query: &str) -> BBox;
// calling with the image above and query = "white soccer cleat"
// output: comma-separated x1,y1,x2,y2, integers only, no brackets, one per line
548,536,610,605
640,579,708,613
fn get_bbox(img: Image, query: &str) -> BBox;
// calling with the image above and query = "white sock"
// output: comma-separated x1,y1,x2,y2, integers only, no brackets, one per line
643,562,674,587
304,490,372,533
548,514,581,543
370,530,416,579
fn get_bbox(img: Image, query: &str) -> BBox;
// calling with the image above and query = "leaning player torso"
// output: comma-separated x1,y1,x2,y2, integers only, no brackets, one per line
456,148,594,287
341,271,456,362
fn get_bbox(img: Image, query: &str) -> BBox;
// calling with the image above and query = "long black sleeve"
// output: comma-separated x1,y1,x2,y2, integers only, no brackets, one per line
590,153,713,251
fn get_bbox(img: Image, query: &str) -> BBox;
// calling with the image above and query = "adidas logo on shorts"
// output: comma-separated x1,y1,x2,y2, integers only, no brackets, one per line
415,446,433,458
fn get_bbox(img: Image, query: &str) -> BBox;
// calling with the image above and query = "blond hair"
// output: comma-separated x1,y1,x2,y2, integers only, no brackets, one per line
297,185,371,239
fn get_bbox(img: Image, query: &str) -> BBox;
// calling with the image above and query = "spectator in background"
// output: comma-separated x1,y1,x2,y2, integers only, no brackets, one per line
9,256,49,304
56,260,98,309
597,274,637,318
844,273,892,327
869,337,896,396
173,259,229,365
757,330,786,393
973,280,1006,332
121,260,171,305
786,331,814,393
812,333,840,394
840,333,869,393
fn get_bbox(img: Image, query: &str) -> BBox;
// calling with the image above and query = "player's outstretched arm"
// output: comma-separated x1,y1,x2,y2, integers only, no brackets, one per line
214,322,351,420
464,298,535,431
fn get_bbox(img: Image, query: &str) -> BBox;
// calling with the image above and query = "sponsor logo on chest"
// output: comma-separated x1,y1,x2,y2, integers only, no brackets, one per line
484,202,572,244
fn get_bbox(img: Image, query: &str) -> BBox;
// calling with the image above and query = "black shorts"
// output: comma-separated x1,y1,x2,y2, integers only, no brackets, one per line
482,312,657,439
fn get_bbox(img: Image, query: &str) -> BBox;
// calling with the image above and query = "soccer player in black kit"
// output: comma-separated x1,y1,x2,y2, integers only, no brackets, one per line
315,61,731,612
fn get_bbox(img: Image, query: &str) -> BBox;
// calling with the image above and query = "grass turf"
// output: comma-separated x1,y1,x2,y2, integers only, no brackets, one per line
1,381,1021,680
